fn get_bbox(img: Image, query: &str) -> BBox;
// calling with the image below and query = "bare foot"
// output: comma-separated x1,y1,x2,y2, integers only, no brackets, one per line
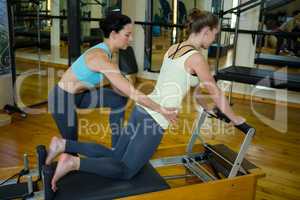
46,136,66,165
51,153,79,192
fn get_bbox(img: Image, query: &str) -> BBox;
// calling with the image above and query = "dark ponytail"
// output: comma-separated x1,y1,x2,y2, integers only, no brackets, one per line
186,9,219,35
100,13,132,38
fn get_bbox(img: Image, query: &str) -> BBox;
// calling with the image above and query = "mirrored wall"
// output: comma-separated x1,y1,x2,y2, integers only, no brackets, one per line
11,0,121,107
256,0,300,75
146,0,212,72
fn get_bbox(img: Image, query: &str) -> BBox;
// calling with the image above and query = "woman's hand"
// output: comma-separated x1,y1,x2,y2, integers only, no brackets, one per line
160,107,178,124
231,116,245,126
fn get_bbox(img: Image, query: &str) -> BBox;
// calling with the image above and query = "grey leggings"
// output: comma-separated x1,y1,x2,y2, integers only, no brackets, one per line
48,85,128,147
65,106,164,179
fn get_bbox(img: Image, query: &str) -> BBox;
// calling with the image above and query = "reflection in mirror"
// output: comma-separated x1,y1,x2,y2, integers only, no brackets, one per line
259,6,300,57
80,0,122,52
12,0,58,106
256,1,300,75
149,0,212,72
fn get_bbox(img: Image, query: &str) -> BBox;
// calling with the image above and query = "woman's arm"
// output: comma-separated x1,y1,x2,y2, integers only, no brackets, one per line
185,53,244,125
85,49,178,123
193,86,212,111
110,75,132,97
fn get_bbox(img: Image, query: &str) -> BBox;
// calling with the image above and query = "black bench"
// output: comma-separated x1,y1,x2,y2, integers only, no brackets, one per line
214,65,300,92
255,53,300,68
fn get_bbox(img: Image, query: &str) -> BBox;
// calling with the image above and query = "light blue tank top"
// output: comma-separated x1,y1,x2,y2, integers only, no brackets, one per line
71,42,112,87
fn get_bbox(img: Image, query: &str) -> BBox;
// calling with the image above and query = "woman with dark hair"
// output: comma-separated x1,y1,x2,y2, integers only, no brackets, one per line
46,9,244,192
48,13,177,148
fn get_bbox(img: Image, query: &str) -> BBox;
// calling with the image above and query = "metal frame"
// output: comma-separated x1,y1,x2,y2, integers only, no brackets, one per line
0,145,47,199
214,0,300,96
0,154,40,199
151,108,255,182
228,0,242,104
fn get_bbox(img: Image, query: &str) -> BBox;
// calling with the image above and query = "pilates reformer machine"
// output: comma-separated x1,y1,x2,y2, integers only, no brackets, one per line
0,107,264,200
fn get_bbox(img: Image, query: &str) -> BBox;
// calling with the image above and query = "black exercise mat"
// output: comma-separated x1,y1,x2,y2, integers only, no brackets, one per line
53,163,170,200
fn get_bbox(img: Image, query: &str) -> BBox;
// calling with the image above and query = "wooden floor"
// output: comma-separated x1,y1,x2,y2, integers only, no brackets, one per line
0,79,300,199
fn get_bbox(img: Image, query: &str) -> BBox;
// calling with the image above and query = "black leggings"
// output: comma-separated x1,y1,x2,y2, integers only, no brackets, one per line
48,85,128,147
65,106,164,179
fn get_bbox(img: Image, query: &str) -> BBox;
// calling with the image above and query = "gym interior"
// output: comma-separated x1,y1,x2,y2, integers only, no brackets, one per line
0,0,299,199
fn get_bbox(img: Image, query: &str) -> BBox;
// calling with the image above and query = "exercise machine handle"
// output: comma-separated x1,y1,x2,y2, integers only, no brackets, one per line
207,107,255,135
235,123,255,135
211,107,231,123
206,107,231,123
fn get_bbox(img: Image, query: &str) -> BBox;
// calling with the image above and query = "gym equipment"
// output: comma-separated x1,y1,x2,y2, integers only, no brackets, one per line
209,0,232,59
151,106,256,181
215,66,300,92
40,107,262,200
0,145,46,199
0,107,264,199
215,0,262,103
254,0,300,68
214,0,300,103
255,53,300,68
42,162,170,200
127,108,263,199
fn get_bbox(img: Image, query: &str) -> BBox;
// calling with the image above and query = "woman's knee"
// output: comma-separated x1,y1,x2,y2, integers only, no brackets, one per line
120,164,142,180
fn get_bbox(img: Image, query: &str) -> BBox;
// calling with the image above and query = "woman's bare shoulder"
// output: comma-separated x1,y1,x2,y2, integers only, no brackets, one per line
167,43,181,57
85,48,107,58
